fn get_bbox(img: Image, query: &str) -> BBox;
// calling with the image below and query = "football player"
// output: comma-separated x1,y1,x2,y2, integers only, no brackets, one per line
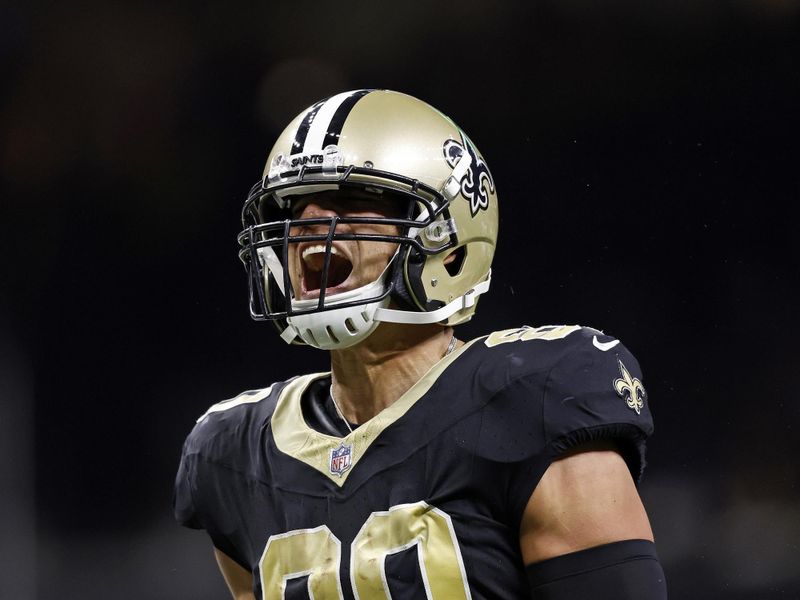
174,89,667,599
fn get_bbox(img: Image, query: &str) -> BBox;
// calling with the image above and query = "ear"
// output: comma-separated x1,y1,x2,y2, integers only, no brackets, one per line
443,246,466,276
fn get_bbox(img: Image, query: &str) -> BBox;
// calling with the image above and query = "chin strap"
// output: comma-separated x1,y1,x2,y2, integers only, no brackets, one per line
374,271,491,325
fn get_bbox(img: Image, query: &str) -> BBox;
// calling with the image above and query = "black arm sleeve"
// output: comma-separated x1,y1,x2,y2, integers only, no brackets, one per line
527,539,668,599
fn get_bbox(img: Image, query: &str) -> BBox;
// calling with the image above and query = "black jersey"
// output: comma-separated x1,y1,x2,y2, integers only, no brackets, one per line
174,325,654,599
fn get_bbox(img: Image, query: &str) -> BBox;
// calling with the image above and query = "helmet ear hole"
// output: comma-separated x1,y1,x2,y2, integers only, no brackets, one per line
444,246,467,277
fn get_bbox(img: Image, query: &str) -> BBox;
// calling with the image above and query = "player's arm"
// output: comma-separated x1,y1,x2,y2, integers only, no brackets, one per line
214,548,256,600
520,441,667,598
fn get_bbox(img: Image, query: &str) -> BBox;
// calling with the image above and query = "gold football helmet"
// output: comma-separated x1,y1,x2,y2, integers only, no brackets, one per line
238,89,499,349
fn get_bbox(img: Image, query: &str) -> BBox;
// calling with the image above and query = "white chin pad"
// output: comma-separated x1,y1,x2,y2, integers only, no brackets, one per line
285,278,389,349
282,248,400,349
277,243,403,350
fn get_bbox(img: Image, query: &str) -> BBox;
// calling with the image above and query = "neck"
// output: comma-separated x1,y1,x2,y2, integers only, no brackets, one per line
329,324,459,424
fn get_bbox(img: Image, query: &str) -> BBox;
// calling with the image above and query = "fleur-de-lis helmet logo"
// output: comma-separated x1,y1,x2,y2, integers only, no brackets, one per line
443,133,495,217
613,359,646,415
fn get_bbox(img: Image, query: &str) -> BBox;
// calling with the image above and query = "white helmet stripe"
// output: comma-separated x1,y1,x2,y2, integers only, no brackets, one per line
291,99,325,154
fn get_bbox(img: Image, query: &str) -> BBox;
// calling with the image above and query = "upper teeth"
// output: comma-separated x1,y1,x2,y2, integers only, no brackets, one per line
302,245,340,260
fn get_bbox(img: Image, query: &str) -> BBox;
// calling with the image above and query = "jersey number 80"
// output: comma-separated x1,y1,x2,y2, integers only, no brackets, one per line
259,501,472,599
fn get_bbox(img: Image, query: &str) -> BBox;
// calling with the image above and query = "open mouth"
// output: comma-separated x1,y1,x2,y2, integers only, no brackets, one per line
300,245,354,298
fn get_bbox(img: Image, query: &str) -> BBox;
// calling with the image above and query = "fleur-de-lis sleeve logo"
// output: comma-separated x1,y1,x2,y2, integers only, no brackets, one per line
613,359,646,415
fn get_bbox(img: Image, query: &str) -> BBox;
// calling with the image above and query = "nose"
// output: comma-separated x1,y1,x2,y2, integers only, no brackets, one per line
290,200,343,238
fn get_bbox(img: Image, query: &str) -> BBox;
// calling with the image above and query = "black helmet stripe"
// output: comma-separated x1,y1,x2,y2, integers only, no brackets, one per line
322,89,372,149
293,89,373,155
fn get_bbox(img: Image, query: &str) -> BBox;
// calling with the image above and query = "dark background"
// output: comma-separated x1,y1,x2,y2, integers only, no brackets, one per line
1,1,798,598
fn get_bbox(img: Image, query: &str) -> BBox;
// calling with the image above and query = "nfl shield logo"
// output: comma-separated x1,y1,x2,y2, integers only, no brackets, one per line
329,443,353,477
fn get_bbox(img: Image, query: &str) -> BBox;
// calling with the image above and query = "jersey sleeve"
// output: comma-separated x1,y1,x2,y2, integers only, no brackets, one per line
172,386,282,570
172,420,252,569
542,330,654,481
173,438,201,529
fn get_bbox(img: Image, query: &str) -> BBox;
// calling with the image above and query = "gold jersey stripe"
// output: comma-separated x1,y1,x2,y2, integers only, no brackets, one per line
271,338,481,486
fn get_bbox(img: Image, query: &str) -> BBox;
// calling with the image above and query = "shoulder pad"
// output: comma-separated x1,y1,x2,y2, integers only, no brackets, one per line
182,379,299,457
471,324,653,479
483,324,585,348
477,324,594,375
195,386,276,424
